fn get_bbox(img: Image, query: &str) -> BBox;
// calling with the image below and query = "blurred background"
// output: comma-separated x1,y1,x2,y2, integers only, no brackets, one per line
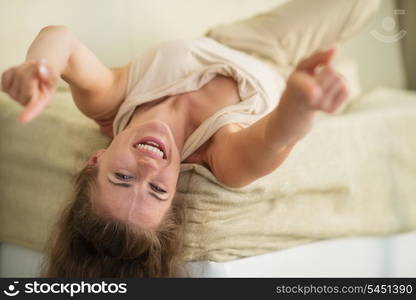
0,0,415,277
0,0,414,92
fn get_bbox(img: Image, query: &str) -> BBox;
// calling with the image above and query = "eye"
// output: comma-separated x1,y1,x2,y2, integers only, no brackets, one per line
114,172,134,181
150,183,167,193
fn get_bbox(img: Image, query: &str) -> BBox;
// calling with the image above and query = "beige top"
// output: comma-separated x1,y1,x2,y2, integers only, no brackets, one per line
113,37,285,161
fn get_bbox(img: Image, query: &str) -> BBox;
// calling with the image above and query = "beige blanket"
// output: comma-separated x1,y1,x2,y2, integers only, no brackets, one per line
0,91,110,251
180,87,416,261
1,87,416,262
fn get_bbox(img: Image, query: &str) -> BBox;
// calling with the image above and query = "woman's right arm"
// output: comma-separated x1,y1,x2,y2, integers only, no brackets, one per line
1,25,129,128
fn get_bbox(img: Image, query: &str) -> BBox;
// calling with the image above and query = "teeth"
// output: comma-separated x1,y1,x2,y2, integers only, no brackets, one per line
135,143,164,158
146,141,160,147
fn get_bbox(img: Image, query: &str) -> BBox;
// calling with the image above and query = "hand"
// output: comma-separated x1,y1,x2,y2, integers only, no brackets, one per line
286,48,348,114
1,58,59,123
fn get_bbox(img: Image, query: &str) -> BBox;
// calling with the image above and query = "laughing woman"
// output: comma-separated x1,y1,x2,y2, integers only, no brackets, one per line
1,0,379,277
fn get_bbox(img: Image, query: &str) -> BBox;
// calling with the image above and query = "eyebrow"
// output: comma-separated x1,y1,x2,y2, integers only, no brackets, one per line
107,178,168,201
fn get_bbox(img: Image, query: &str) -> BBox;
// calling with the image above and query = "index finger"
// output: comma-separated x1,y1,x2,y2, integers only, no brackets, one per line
296,48,336,74
18,93,48,123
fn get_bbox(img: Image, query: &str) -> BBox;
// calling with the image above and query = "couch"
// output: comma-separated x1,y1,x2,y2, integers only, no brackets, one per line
1,0,415,277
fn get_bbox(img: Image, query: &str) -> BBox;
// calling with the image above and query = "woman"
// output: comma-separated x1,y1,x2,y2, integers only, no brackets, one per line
1,0,379,277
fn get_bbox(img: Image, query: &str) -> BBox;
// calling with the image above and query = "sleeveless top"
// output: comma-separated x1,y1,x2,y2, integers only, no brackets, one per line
112,37,285,161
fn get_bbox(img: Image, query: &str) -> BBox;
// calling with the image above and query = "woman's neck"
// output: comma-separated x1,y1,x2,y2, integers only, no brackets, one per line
127,96,198,153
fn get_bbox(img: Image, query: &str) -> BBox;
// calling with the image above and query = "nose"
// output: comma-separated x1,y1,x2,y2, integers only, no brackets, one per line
136,156,159,177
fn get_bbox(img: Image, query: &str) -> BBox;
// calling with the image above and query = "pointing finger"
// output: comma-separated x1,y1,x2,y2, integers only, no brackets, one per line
18,91,49,123
296,48,336,74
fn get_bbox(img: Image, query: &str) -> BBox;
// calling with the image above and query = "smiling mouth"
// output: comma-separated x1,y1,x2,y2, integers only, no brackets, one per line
133,136,167,159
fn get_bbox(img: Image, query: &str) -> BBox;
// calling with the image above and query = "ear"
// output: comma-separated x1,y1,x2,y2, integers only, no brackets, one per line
86,149,106,166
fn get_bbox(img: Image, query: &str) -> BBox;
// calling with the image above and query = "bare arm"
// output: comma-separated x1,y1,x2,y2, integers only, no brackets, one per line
2,25,129,129
208,49,348,188
207,110,296,188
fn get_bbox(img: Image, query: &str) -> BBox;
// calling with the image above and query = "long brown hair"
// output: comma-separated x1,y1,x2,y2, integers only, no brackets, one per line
42,165,186,277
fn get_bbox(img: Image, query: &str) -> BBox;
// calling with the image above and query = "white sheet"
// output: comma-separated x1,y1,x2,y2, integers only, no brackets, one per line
186,231,416,277
2,231,415,277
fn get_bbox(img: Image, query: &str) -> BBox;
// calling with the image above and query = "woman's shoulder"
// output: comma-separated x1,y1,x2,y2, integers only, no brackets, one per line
184,123,244,169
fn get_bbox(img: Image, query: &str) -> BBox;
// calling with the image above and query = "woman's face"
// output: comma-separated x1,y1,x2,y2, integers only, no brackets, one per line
92,121,181,230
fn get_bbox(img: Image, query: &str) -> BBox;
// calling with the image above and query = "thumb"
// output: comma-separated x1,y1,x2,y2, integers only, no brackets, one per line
296,48,336,74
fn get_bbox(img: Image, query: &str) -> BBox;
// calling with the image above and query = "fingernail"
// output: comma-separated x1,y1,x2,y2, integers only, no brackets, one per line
39,58,48,76
39,65,48,77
